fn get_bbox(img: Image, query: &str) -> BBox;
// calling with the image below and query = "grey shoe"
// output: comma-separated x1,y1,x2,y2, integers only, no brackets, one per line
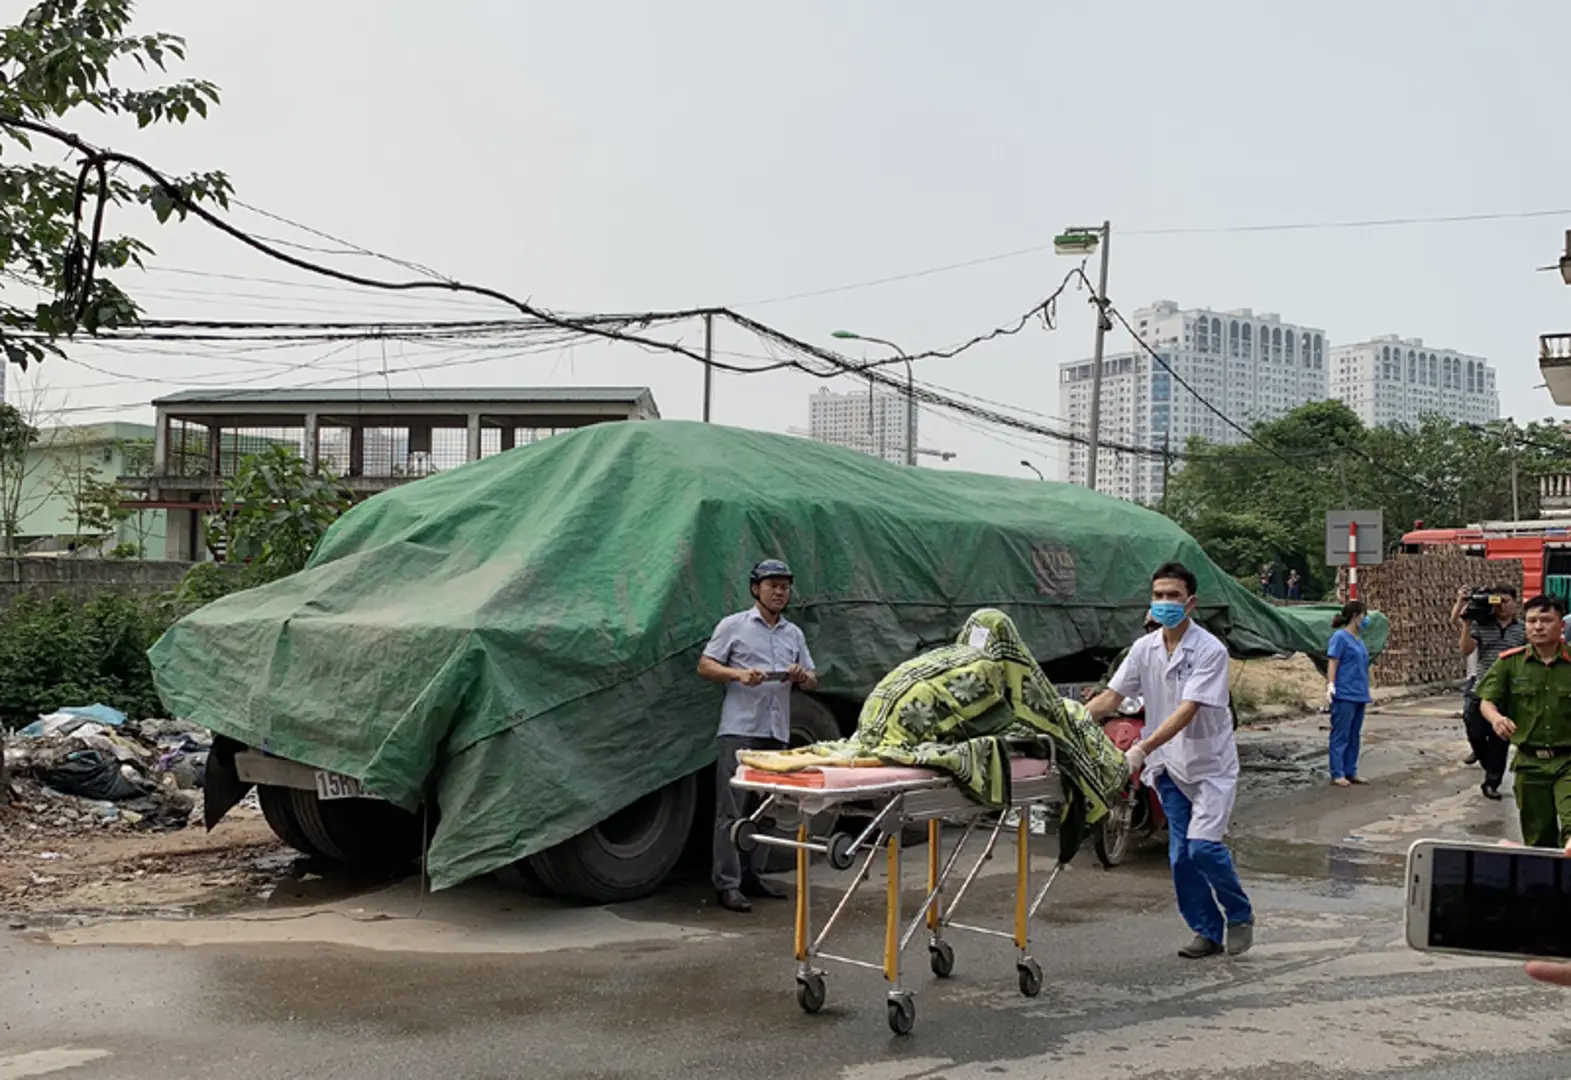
1178,934,1224,959
1226,920,1255,956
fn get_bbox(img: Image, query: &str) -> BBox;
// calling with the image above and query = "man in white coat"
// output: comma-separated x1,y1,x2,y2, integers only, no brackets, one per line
1088,561,1255,958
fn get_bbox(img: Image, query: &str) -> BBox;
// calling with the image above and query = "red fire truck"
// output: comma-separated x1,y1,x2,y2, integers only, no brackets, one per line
1400,519,1571,601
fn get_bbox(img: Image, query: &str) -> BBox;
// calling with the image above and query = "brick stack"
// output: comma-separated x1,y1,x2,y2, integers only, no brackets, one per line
1360,548,1524,686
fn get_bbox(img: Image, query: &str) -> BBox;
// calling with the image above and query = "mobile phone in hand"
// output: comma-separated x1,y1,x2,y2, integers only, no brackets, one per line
762,670,792,682
1405,839,1571,963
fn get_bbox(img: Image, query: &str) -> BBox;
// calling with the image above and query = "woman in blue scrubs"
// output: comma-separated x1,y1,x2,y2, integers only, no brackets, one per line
1326,601,1372,787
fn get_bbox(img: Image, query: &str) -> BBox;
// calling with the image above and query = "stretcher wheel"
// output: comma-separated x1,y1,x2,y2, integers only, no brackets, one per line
928,939,955,978
1017,957,1043,998
887,994,916,1035
731,819,759,853
795,971,826,1014
826,831,857,871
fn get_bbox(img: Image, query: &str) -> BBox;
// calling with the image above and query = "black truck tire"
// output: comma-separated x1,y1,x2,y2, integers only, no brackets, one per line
257,785,333,861
260,786,425,873
526,773,699,903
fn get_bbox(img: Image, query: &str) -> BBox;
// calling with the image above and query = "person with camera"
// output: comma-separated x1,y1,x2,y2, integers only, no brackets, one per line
1454,584,1526,800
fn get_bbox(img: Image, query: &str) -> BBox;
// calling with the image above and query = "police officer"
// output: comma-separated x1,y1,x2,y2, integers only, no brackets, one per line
1476,595,1571,848
697,559,817,913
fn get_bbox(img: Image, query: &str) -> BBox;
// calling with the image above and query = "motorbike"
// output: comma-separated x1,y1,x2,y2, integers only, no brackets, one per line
1092,696,1168,868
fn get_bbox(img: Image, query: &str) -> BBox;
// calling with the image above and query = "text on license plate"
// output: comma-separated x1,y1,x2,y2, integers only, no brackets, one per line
314,770,369,800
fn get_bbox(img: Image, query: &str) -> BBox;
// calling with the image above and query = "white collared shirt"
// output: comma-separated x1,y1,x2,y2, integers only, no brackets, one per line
1109,621,1238,786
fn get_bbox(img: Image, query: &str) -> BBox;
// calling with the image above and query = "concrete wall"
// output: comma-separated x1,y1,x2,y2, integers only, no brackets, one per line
0,557,191,606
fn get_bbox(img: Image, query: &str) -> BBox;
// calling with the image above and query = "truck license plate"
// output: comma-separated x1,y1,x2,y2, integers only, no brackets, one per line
314,770,368,800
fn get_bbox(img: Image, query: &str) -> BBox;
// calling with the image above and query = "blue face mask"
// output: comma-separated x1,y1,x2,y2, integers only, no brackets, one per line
1149,601,1188,629
1360,616,1371,631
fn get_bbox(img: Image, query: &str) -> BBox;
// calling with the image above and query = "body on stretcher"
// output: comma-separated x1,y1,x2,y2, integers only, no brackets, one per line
728,736,1066,1035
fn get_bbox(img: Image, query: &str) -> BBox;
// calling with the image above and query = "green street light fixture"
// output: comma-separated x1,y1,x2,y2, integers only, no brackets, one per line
1053,230,1100,257
830,330,916,467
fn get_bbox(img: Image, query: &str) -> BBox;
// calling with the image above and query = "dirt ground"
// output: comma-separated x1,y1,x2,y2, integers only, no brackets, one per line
0,801,287,917
1230,654,1327,714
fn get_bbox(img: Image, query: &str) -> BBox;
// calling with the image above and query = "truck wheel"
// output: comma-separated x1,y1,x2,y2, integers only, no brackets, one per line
275,788,425,873
258,785,333,861
764,695,843,872
526,773,698,903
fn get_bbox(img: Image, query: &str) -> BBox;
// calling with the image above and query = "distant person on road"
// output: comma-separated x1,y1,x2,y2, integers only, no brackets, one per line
697,559,817,914
1457,584,1526,800
1087,562,1254,960
1286,570,1302,601
1476,595,1571,848
1326,601,1372,787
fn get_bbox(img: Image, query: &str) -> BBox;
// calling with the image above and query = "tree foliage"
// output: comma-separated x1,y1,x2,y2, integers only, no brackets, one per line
1163,401,1571,598
0,400,40,551
0,590,165,727
0,0,230,371
208,443,353,575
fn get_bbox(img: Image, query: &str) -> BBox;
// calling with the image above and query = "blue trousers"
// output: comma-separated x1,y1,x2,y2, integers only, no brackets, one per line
1156,773,1253,944
1328,700,1367,781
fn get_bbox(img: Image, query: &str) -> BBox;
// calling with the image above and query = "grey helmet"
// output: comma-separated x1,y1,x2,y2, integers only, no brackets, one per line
750,559,793,586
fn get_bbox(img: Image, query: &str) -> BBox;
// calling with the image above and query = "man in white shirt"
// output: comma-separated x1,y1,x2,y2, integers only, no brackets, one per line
1088,561,1255,958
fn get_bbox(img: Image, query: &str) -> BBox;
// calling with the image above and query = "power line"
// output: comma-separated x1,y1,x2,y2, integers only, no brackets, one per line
732,208,1571,307
1125,207,1571,237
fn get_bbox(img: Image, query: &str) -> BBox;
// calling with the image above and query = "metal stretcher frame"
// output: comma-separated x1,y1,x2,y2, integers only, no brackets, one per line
729,736,1066,1035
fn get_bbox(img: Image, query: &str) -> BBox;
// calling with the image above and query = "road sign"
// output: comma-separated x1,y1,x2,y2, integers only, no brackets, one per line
1325,510,1384,567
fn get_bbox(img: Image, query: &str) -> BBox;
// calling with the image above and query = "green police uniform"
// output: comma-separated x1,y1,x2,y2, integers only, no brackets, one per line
1474,642,1571,848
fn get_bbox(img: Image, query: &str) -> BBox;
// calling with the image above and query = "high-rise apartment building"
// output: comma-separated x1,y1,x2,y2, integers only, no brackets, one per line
807,386,915,464
1329,336,1498,428
1058,301,1328,503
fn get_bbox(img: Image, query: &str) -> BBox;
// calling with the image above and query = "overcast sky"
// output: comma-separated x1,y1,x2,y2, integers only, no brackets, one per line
15,0,1571,480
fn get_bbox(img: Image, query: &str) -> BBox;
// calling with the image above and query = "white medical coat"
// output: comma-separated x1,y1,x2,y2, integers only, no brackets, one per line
1108,622,1239,843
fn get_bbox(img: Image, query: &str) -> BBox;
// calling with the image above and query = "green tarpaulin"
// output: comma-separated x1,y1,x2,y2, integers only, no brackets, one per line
150,420,1382,888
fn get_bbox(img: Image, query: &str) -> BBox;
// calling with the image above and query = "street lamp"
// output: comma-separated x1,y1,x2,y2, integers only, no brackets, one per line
1019,459,1045,482
1057,222,1111,493
831,330,916,466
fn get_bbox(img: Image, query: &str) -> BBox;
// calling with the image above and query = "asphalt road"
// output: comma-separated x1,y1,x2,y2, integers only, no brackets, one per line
3,697,1569,1080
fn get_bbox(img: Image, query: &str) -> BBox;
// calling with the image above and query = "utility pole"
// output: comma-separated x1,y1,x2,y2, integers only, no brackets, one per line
1055,222,1112,491
702,313,714,423
1087,221,1111,492
868,375,876,460
1509,422,1521,522
1159,429,1172,514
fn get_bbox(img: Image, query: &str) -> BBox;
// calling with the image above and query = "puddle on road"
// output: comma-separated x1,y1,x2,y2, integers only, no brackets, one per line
1232,836,1405,889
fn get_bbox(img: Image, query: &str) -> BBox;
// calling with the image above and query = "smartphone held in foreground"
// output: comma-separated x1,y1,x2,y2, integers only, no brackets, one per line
1405,839,1571,964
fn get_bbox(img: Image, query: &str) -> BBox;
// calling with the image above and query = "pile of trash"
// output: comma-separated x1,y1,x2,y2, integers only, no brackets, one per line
1,704,212,835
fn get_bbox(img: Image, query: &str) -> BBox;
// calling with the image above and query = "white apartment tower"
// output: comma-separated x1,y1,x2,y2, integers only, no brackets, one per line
1329,336,1498,428
807,386,916,464
1058,301,1329,504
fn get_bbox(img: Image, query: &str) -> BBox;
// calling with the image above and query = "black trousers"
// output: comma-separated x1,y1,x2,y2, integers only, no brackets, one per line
1463,694,1509,790
712,735,786,891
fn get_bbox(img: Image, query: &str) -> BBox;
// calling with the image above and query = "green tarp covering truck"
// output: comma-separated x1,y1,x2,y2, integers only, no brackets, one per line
154,421,1384,903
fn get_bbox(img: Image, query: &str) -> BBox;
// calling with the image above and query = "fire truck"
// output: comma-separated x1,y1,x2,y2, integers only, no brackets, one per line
1400,517,1571,603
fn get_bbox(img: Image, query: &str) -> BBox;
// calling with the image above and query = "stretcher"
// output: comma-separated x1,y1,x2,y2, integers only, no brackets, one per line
729,736,1066,1035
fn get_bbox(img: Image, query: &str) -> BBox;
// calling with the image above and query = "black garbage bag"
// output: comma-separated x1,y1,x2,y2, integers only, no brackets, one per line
41,749,150,801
